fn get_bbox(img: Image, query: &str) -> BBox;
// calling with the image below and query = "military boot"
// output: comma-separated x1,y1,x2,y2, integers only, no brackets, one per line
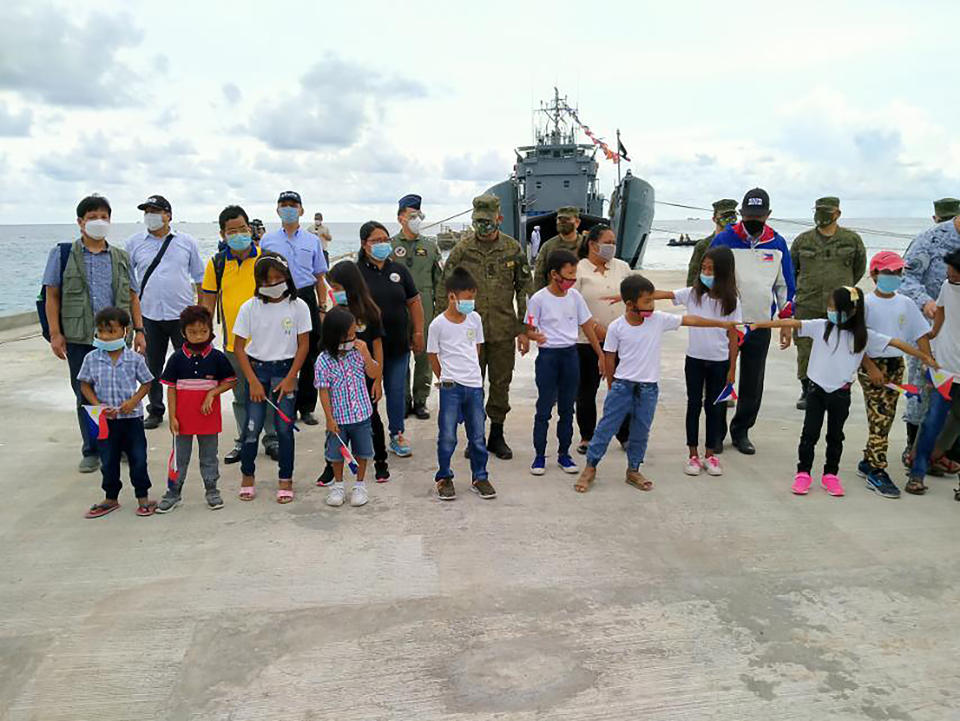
487,422,513,460
796,379,809,410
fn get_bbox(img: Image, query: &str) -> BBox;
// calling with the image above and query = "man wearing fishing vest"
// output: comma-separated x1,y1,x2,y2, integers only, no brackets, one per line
42,194,145,473
125,194,204,429
709,188,796,455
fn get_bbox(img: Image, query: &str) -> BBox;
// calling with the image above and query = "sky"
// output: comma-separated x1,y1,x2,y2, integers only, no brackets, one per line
0,0,957,225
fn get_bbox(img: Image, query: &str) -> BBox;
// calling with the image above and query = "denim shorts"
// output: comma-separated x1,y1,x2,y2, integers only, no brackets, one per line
325,418,374,462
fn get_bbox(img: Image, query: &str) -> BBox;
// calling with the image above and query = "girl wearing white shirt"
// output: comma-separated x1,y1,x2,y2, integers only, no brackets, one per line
756,286,935,498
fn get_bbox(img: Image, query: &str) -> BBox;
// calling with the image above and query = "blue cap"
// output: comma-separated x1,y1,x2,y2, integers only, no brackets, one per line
398,194,422,211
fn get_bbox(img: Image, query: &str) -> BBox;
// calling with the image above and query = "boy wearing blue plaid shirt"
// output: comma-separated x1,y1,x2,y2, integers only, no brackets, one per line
77,307,156,518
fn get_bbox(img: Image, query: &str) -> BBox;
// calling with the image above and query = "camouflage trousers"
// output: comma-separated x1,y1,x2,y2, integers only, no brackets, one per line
857,356,904,469
406,306,435,407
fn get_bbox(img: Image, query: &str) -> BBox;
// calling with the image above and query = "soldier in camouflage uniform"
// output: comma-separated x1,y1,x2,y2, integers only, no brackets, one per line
790,197,866,410
392,193,443,421
443,194,532,459
533,206,583,291
686,199,738,287
900,198,960,459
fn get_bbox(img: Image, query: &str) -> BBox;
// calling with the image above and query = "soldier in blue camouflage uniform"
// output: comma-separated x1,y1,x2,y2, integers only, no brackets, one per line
900,197,960,464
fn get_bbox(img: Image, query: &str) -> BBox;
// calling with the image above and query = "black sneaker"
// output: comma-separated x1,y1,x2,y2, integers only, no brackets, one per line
300,412,320,426
265,445,279,461
471,478,496,499
375,461,390,483
143,414,163,430
316,463,335,487
412,403,430,420
866,468,901,499
436,478,456,500
224,447,242,464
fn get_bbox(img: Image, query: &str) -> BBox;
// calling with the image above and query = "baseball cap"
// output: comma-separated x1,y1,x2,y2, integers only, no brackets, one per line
398,194,422,212
277,190,302,205
137,194,171,213
740,188,770,218
870,251,905,273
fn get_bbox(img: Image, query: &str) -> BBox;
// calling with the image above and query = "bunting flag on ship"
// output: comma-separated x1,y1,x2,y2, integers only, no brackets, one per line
926,368,955,400
83,405,110,440
567,107,622,164
714,383,738,405
884,383,921,399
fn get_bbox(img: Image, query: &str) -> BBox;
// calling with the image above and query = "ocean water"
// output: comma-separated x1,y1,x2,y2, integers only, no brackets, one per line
0,217,933,315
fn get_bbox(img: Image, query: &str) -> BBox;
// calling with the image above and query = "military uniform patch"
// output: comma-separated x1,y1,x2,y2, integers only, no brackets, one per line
394,246,407,258
415,247,427,256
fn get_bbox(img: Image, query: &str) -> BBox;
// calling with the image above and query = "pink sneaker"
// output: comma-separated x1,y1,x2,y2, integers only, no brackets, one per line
820,473,845,496
684,456,703,476
792,471,813,495
704,456,723,476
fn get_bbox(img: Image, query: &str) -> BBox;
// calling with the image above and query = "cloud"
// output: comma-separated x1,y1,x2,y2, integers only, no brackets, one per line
0,102,31,136
222,83,242,104
249,53,427,151
0,2,144,107
442,151,510,181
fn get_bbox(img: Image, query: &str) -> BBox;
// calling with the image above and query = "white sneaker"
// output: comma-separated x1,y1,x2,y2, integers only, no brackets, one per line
684,456,703,476
326,484,346,507
704,456,723,476
350,484,368,507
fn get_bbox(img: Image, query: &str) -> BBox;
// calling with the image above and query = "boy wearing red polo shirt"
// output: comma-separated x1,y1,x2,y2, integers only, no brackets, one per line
158,306,236,512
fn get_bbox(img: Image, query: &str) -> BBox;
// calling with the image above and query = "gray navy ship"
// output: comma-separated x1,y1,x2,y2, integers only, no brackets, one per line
482,89,655,268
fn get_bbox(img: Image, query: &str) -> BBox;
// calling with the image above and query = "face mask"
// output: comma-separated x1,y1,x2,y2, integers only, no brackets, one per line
473,219,498,237
639,310,654,318
557,220,575,234
719,214,737,227
827,310,846,325
259,282,287,299
742,219,765,236
278,206,299,224
814,210,835,228
700,273,715,289
556,277,576,292
144,212,165,231
332,290,348,305
226,233,252,251
338,340,355,352
876,275,902,293
93,336,125,352
84,218,110,240
370,242,393,261
407,216,423,235
456,299,475,314
185,337,212,353
596,244,616,262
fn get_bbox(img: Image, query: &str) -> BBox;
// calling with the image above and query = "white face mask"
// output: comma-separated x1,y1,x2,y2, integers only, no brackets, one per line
597,244,616,262
338,340,355,352
258,282,287,299
144,212,165,231
407,216,423,235
84,218,110,240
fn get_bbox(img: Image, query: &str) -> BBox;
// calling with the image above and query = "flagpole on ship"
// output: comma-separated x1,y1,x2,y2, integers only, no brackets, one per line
616,129,622,187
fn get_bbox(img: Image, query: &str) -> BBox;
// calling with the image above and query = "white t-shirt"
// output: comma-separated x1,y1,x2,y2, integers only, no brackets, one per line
864,292,931,359
800,319,891,393
426,311,485,388
526,287,592,348
604,311,683,383
671,287,742,362
933,281,960,374
232,296,312,361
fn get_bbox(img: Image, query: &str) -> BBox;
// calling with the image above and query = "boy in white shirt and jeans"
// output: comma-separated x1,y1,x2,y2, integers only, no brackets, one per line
428,268,494,501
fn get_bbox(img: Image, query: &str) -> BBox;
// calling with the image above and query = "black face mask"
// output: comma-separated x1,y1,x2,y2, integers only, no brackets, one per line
742,219,765,236
185,333,214,353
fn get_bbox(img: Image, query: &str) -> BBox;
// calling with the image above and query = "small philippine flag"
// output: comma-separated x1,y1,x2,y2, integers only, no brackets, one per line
761,252,775,262
336,434,360,475
736,323,752,347
167,439,179,489
714,383,738,405
926,368,954,400
884,382,921,399
83,405,110,440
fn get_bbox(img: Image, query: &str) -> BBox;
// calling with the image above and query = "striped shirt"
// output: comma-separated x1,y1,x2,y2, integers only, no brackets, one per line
314,349,372,425
77,348,153,418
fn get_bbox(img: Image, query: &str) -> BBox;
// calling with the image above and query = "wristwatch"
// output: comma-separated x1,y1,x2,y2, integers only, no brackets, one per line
134,327,145,333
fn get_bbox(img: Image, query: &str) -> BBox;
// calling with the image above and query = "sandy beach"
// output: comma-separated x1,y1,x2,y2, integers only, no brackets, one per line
1,268,959,721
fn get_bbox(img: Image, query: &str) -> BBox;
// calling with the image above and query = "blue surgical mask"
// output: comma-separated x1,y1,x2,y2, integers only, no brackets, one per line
456,299,475,314
876,275,902,293
226,233,252,251
93,337,126,352
370,242,393,261
699,273,715,289
827,310,846,325
333,290,348,305
278,206,299,224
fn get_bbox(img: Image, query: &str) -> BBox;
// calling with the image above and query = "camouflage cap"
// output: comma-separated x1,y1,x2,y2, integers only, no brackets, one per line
557,205,581,218
934,197,960,219
712,199,738,214
472,194,501,220
815,196,840,209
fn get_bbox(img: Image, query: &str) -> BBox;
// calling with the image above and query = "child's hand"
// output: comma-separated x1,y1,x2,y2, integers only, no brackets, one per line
169,416,180,435
353,338,369,356
276,375,297,397
868,366,885,386
119,397,138,415
201,391,215,415
371,378,383,402
600,295,621,305
103,406,119,419
249,379,266,402
924,354,940,370
326,418,340,435
726,370,736,386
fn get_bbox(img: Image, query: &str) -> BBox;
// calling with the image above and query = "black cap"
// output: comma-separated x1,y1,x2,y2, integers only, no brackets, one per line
137,194,171,213
277,190,302,205
740,188,770,218
250,218,264,227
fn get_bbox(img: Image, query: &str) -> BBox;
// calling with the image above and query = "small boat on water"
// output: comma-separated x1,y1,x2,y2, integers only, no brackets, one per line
666,234,698,247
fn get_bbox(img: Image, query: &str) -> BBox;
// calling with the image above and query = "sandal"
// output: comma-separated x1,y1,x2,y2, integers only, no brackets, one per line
905,478,927,495
136,501,157,517
276,488,294,504
239,478,256,501
625,469,654,491
85,501,120,519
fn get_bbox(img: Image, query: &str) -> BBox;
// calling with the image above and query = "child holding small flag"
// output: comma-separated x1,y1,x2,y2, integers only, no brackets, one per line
753,286,936,497
857,251,932,498
77,307,156,518
315,306,381,508
157,306,236,513
574,275,738,493
653,246,741,476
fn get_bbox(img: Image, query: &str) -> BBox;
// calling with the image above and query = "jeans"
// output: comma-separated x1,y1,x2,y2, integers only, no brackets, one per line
684,356,730,449
295,287,321,415
100,417,150,500
586,380,659,470
534,346,580,456
66,342,97,457
910,386,955,478
325,418,374,462
143,317,183,418
576,343,629,444
436,382,488,482
240,358,297,479
730,327,771,441
383,352,409,436
225,350,277,452
172,434,219,493
797,382,851,475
